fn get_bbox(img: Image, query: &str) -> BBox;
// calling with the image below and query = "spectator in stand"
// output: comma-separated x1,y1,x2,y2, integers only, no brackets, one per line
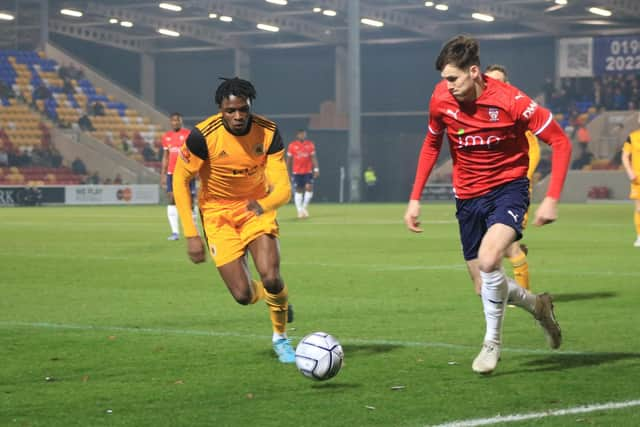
142,142,157,162
113,173,123,185
0,150,8,166
49,147,63,168
32,84,51,104
88,171,100,185
78,111,95,132
62,78,75,95
575,116,591,154
571,148,594,170
0,80,15,99
71,156,87,175
91,101,105,116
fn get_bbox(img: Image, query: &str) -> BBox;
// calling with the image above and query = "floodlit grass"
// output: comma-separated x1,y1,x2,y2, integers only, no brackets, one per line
1,203,639,426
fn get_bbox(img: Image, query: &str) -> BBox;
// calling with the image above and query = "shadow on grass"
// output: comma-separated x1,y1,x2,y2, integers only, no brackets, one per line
310,382,361,390
493,352,640,376
343,343,401,356
550,292,617,303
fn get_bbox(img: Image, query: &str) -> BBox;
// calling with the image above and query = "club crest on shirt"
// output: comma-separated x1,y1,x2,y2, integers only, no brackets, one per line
254,143,265,156
488,108,500,122
179,144,191,163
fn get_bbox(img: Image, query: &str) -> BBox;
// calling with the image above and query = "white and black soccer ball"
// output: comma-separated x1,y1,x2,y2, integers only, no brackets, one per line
295,332,344,381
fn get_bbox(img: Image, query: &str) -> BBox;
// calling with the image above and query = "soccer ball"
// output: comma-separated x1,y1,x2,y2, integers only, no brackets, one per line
295,332,344,381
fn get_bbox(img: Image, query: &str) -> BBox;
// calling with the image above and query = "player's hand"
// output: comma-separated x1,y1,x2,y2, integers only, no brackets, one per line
187,236,206,263
533,196,558,226
313,169,320,179
404,199,423,233
160,174,166,187
628,172,638,183
246,200,264,216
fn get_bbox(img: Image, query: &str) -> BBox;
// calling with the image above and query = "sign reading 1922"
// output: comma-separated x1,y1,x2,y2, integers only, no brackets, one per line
594,35,640,74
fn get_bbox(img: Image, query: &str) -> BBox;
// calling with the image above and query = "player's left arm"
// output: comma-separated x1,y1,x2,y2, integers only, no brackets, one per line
513,93,571,225
621,137,636,182
253,128,292,214
311,143,320,178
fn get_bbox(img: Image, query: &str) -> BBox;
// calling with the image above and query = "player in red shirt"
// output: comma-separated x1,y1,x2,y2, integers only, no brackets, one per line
160,112,194,240
286,130,319,218
403,35,572,374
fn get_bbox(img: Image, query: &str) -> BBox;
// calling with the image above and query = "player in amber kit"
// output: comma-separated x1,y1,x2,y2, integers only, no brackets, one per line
286,130,319,218
485,64,541,290
403,35,572,374
621,118,640,247
172,77,296,363
160,112,194,240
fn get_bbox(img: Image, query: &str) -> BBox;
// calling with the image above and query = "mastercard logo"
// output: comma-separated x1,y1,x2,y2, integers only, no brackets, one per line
116,188,132,202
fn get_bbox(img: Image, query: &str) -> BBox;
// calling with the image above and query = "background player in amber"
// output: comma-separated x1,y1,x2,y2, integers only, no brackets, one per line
621,116,640,247
172,77,296,363
485,64,540,290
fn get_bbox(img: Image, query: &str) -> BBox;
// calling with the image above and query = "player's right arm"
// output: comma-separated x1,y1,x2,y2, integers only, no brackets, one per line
622,136,637,182
160,133,169,187
404,97,445,233
173,128,207,263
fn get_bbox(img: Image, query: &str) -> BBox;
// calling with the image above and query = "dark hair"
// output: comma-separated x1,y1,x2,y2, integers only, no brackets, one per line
435,35,480,71
485,64,507,76
170,112,182,118
215,77,257,107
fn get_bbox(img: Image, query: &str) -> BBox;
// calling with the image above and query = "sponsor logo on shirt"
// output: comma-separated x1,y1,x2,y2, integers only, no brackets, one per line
179,145,191,163
446,108,460,120
523,100,538,119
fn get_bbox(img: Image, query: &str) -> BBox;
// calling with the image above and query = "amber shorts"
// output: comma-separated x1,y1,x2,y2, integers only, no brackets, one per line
202,200,279,267
630,181,640,200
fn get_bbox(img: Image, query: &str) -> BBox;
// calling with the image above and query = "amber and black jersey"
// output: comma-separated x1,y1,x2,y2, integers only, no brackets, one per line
172,113,291,237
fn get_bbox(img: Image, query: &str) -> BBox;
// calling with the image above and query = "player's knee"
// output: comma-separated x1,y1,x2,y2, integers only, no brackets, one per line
262,276,283,294
230,289,252,305
476,251,501,273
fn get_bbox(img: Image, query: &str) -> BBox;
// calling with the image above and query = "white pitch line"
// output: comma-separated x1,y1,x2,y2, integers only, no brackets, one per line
429,399,640,427
0,321,603,356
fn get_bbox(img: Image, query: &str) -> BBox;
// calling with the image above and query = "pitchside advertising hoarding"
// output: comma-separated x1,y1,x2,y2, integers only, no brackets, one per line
0,185,159,206
65,185,159,205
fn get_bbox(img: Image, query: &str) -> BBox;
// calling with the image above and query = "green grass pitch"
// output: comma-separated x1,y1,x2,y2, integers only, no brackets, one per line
1,203,639,426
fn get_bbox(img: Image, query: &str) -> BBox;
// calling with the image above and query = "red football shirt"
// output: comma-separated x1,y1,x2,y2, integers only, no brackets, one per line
162,128,190,174
287,140,316,174
410,76,571,200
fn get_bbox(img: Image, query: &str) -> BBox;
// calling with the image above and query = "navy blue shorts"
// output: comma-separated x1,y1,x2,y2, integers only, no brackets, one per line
455,178,530,261
293,173,314,189
166,174,196,195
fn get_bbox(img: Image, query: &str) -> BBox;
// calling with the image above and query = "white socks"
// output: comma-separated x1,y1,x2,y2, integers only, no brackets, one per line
303,191,313,208
480,270,508,345
506,277,537,313
272,332,287,343
167,205,179,234
294,192,303,212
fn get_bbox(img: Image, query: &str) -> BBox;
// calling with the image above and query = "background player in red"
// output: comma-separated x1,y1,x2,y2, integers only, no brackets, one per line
286,129,319,218
403,35,572,374
160,112,195,240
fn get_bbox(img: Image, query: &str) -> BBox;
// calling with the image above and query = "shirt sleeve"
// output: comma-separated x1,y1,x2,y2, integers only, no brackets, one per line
623,135,632,153
257,128,291,212
173,129,206,238
409,96,445,201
